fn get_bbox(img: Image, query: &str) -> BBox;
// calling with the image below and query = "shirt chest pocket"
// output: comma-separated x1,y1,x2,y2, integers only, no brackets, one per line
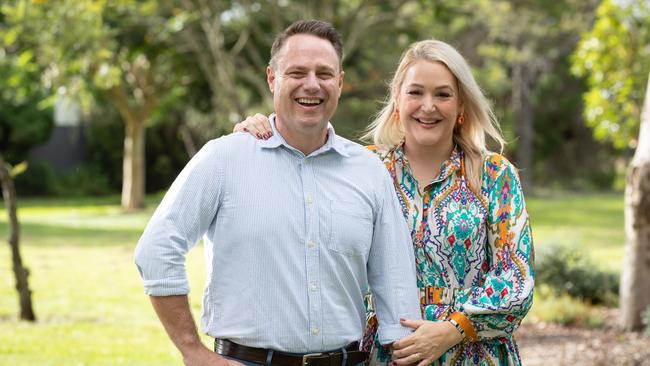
322,200,373,256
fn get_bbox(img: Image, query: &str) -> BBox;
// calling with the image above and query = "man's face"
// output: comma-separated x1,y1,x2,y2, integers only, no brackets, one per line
267,34,343,137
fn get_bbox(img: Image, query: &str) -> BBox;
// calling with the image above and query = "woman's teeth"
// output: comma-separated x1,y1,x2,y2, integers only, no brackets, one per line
416,118,440,124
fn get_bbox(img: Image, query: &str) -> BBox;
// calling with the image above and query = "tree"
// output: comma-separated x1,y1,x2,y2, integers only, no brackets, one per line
621,69,650,331
2,0,188,210
0,5,54,321
465,0,600,191
171,0,417,154
572,0,650,330
573,0,650,150
0,157,34,321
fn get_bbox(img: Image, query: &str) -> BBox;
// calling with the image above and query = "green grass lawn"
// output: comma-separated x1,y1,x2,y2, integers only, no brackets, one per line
527,191,625,271
0,192,625,365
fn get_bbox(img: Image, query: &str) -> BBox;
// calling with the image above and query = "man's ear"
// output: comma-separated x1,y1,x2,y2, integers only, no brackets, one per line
338,70,345,91
267,66,275,94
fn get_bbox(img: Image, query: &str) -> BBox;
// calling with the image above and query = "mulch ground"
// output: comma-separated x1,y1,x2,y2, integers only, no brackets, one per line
516,313,650,366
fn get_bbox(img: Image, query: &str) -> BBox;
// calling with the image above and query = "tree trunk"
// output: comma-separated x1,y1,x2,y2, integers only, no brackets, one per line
620,70,650,331
512,63,534,192
179,125,198,158
121,119,146,210
0,154,36,321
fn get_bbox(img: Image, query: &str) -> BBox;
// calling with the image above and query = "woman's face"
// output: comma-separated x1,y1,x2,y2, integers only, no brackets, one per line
396,60,462,153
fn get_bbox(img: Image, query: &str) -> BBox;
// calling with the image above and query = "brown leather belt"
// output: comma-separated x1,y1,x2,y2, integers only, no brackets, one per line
214,339,368,366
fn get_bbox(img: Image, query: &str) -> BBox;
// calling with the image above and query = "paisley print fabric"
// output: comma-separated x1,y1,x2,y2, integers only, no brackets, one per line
364,144,534,366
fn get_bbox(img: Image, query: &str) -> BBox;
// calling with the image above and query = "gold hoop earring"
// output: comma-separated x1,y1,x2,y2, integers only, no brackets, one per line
456,113,465,125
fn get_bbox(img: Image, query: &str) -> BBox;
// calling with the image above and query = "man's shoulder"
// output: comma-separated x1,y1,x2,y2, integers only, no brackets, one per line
332,135,390,179
333,135,378,160
201,132,260,155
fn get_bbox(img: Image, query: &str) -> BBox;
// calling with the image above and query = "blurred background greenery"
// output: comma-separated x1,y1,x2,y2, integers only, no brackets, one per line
1,0,649,365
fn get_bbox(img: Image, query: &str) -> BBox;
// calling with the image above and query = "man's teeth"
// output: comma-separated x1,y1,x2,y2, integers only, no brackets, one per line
297,98,322,105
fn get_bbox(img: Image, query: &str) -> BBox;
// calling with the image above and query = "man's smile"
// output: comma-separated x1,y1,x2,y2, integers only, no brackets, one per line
295,97,324,106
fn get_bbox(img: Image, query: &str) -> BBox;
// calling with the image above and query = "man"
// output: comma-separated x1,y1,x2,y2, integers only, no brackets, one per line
134,20,420,366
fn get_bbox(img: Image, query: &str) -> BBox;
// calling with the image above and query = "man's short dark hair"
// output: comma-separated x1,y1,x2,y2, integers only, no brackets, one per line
270,20,343,69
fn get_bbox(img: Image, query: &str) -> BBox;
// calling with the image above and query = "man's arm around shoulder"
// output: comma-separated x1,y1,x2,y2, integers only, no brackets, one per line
149,295,243,366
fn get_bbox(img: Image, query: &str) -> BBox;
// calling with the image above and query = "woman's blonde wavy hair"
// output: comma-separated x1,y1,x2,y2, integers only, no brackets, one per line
362,39,505,193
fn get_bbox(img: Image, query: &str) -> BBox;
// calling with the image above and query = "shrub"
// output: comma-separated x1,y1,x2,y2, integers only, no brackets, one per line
14,159,58,196
529,284,605,328
52,165,113,196
535,243,618,306
14,159,114,197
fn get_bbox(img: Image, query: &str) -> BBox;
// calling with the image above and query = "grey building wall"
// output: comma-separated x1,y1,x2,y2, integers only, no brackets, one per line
30,95,84,169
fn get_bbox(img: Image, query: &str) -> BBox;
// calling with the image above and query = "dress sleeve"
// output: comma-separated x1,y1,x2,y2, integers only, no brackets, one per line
451,155,535,340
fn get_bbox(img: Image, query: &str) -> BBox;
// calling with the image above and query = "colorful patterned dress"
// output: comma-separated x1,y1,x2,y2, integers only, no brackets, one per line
363,144,534,366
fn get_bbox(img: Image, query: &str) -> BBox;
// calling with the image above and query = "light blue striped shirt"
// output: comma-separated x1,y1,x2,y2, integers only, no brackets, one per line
134,116,421,353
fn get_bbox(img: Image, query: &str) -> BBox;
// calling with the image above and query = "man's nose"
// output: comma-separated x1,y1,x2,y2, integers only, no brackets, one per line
303,73,320,92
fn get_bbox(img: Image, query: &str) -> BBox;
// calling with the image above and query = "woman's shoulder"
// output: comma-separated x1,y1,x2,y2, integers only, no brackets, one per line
481,152,521,185
366,144,392,159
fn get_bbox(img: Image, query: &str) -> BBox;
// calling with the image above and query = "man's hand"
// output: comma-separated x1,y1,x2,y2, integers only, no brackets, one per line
149,295,245,366
182,343,245,366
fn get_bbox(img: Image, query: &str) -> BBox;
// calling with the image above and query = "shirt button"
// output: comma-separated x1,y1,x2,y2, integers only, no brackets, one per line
304,159,309,165
309,283,317,292
306,195,313,204
307,240,316,249
311,327,319,335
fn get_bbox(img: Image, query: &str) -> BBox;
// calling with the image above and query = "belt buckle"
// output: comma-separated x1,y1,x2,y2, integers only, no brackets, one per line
302,352,323,366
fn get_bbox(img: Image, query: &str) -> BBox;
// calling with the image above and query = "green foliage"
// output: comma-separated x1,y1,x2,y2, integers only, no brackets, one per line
0,6,54,164
572,0,650,148
529,284,606,327
83,102,191,194
0,97,53,163
12,159,56,195
536,243,619,305
14,160,113,197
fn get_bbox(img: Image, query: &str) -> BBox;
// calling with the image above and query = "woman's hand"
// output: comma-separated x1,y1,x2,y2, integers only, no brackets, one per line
233,113,273,140
391,319,463,366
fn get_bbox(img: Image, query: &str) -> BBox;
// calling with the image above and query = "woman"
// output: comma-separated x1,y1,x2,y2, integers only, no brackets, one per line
234,39,534,366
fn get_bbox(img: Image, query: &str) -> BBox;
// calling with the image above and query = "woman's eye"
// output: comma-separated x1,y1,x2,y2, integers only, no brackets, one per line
437,92,451,98
406,90,422,95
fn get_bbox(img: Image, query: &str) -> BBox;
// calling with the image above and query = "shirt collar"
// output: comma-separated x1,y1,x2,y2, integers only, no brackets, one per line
393,142,463,182
260,114,349,157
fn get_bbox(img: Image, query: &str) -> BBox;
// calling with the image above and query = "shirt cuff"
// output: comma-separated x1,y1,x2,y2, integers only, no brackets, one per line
377,322,414,345
142,278,190,296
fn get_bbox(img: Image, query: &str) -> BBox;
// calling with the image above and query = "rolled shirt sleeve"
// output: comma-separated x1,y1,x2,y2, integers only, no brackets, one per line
367,169,422,345
134,140,223,296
